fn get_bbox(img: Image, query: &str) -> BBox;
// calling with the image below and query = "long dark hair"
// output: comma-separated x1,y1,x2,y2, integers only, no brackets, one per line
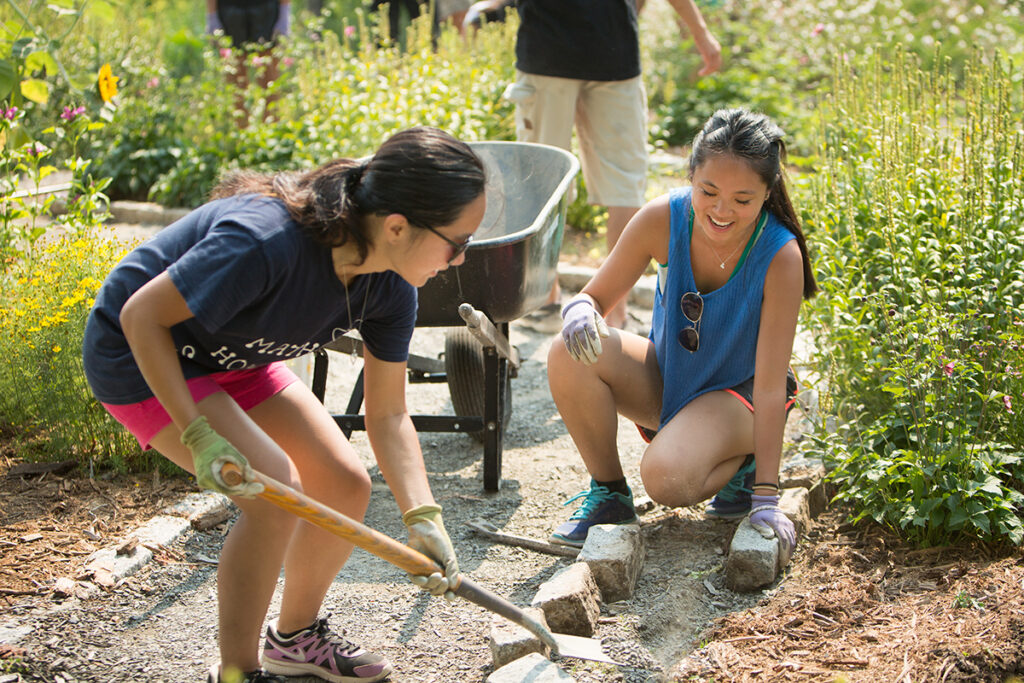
689,109,818,299
211,126,486,263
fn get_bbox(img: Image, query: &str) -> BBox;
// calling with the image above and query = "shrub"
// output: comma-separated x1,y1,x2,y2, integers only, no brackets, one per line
93,10,518,209
802,49,1024,546
0,228,145,469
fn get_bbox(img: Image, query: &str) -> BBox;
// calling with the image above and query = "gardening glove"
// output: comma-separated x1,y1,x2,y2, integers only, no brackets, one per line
205,11,223,34
749,493,796,561
560,297,610,365
403,504,459,601
273,3,291,37
180,416,264,498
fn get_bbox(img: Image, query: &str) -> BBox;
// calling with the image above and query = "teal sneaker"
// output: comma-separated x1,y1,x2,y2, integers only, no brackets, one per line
550,480,638,547
705,454,756,519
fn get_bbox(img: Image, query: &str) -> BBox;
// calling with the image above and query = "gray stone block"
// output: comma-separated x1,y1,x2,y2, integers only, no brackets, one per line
531,563,601,637
164,491,235,530
779,487,811,537
486,652,575,682
578,524,645,603
489,608,551,669
84,515,191,582
724,518,779,592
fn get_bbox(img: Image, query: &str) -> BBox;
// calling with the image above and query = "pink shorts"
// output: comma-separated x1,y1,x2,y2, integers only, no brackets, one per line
102,362,300,450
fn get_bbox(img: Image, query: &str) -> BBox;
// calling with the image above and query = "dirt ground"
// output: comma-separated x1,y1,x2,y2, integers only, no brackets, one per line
2,231,1023,682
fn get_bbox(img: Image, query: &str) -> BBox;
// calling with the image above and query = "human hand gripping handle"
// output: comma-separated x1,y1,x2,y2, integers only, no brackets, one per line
180,416,264,498
560,298,610,365
749,493,796,556
403,504,459,601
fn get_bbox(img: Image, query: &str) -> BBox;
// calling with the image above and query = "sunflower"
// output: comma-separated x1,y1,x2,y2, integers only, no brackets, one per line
97,63,119,103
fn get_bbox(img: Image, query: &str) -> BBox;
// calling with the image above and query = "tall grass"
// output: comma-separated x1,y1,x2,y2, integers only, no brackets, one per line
803,49,1024,546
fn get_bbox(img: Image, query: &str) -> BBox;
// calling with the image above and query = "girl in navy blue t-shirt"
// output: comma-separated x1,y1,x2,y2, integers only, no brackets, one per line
83,127,485,683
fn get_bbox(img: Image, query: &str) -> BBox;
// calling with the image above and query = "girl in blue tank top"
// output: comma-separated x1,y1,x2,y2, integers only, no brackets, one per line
548,109,818,562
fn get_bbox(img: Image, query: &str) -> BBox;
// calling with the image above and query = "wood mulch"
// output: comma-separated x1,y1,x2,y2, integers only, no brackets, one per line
0,450,192,601
673,509,1024,682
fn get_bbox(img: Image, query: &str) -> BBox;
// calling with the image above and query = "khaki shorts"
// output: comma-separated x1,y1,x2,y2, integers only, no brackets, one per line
504,71,648,208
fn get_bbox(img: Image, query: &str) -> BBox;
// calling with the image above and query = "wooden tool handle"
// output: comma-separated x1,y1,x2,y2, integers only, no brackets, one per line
220,462,438,576
218,462,559,652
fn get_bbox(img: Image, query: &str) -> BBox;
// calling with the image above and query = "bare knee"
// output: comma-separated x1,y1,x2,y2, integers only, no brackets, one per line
640,451,705,509
302,458,372,517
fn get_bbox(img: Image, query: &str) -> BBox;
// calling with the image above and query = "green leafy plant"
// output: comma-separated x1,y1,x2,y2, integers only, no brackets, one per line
802,49,1024,547
0,227,144,470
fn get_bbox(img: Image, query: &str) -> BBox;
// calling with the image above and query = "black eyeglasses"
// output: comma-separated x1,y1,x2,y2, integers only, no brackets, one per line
678,291,703,352
424,225,473,264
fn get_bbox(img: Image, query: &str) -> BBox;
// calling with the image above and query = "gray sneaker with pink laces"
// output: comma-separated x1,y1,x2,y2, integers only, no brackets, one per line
261,616,392,682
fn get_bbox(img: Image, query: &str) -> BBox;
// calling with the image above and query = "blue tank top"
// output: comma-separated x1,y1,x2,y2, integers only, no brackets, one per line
650,187,796,427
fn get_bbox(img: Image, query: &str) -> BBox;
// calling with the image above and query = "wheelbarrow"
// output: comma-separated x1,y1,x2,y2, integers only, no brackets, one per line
311,142,580,491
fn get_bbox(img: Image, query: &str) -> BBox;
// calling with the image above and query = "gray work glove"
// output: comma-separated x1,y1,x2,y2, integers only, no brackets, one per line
403,504,459,601
560,298,609,365
749,493,796,562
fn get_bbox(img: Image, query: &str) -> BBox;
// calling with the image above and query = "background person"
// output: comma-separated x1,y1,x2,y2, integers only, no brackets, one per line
82,127,485,683
547,109,818,557
206,0,291,125
508,0,721,333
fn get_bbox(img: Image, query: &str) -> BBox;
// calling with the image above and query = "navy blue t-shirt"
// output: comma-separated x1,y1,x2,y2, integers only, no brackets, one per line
83,194,417,404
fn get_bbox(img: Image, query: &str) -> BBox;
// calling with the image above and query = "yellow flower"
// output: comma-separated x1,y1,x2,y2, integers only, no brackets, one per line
98,63,119,103
52,345,61,353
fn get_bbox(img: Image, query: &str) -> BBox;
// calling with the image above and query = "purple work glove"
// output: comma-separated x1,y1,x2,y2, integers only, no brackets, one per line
274,3,291,37
749,494,796,557
205,11,223,34
560,298,609,365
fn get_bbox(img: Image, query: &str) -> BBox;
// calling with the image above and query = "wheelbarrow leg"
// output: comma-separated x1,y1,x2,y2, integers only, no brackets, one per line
482,323,509,492
312,347,365,439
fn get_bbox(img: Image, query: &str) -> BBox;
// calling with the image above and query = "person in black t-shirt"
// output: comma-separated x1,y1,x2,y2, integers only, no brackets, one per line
509,0,721,332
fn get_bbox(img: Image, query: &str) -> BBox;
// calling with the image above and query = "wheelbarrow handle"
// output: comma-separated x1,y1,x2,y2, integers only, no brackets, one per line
218,462,560,653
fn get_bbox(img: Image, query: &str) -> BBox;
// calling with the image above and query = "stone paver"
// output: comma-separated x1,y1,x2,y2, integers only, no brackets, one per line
530,563,601,637
577,524,645,603
485,652,575,682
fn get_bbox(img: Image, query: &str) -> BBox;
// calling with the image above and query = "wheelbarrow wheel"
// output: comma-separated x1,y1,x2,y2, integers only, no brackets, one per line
444,327,512,443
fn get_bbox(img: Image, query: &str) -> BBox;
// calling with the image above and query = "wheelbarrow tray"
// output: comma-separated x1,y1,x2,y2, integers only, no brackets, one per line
415,141,580,326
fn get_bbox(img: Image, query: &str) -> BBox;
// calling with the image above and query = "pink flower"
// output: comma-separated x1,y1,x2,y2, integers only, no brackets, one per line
251,55,265,67
147,77,160,88
344,25,356,37
282,56,294,67
811,23,825,36
26,142,48,156
60,105,85,121
1,106,17,121
220,47,232,59
943,362,954,377
1004,395,1014,414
